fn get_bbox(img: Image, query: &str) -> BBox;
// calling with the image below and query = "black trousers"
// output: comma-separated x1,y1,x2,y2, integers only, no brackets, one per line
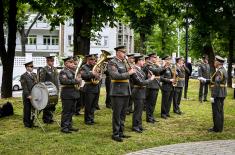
84,92,99,123
145,88,159,121
111,96,129,137
199,82,209,101
23,97,34,127
61,99,76,130
105,78,111,108
184,78,189,98
161,89,173,116
173,87,183,112
132,98,144,130
42,101,57,123
212,97,225,132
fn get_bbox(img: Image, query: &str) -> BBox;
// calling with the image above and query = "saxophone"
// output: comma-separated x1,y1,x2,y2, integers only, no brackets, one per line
74,55,84,89
91,50,111,85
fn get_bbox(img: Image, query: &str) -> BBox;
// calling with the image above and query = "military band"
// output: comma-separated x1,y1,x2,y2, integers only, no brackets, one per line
18,49,230,141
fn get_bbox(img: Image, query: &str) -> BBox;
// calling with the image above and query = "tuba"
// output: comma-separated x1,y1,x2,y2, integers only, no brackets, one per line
91,50,111,85
74,55,84,89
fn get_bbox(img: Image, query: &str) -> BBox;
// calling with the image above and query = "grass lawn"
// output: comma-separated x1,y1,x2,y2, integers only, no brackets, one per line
0,79,234,155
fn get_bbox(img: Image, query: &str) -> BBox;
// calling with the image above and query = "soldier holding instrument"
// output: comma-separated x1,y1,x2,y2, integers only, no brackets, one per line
108,45,136,142
160,55,175,119
38,56,59,124
80,54,100,125
59,57,81,133
131,55,155,133
173,57,190,115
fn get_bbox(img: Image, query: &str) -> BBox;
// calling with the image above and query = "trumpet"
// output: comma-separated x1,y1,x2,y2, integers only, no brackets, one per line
91,50,111,85
74,55,84,89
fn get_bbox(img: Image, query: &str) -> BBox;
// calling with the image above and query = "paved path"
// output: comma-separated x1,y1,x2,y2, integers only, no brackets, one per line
127,140,235,155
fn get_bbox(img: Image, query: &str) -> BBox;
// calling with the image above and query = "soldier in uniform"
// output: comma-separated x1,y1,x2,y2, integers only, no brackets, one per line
208,55,227,132
80,54,100,125
126,53,135,114
143,53,163,123
38,56,59,124
160,55,175,119
107,45,136,142
198,55,210,103
59,57,81,133
20,61,38,128
131,55,155,133
173,57,190,115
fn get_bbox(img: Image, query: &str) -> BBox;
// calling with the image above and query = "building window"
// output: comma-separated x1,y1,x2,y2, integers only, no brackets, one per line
43,35,50,45
118,23,123,33
118,35,123,45
52,36,59,45
27,35,37,45
68,35,73,45
123,35,128,46
103,36,108,46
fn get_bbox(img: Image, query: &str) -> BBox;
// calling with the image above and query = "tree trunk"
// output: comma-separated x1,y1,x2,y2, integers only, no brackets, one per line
139,32,146,54
19,26,27,56
0,0,5,58
73,6,92,56
227,38,234,87
1,0,17,98
203,41,215,74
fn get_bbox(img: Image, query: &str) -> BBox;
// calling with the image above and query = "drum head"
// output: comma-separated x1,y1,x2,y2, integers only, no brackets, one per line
31,83,49,110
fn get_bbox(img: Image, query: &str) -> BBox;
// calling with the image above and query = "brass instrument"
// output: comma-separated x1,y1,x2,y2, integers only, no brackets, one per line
172,61,178,87
91,50,111,85
74,55,84,89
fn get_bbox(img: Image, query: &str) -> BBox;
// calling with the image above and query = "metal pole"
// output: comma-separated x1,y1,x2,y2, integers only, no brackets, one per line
184,3,189,99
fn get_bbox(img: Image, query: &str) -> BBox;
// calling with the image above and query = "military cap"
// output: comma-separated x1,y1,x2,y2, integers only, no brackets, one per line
176,57,183,62
127,53,135,57
134,55,144,61
162,55,171,60
45,56,55,59
215,55,225,63
148,53,157,57
24,61,33,66
85,54,96,59
114,45,126,52
62,56,74,62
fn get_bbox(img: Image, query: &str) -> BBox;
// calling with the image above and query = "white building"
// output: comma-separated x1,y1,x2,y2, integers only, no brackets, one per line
5,14,134,57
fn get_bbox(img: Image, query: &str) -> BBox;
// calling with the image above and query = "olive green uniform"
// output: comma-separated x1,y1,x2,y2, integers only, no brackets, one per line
38,66,59,123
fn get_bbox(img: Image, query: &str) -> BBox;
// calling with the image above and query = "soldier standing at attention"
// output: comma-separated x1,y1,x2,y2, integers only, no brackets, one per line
143,53,163,123
59,57,81,133
38,56,59,124
126,53,135,114
108,46,136,142
80,54,100,125
160,56,175,119
208,55,227,133
173,57,190,115
131,55,155,133
20,61,38,128
198,55,210,103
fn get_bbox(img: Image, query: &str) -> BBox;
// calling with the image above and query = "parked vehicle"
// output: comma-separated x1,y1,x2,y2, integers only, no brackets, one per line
12,75,22,91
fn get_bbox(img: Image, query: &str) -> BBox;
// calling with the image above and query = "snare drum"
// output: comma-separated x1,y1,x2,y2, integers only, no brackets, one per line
31,81,58,110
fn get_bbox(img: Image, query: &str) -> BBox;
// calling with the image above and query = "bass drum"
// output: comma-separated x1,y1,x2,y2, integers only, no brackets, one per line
31,81,58,110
